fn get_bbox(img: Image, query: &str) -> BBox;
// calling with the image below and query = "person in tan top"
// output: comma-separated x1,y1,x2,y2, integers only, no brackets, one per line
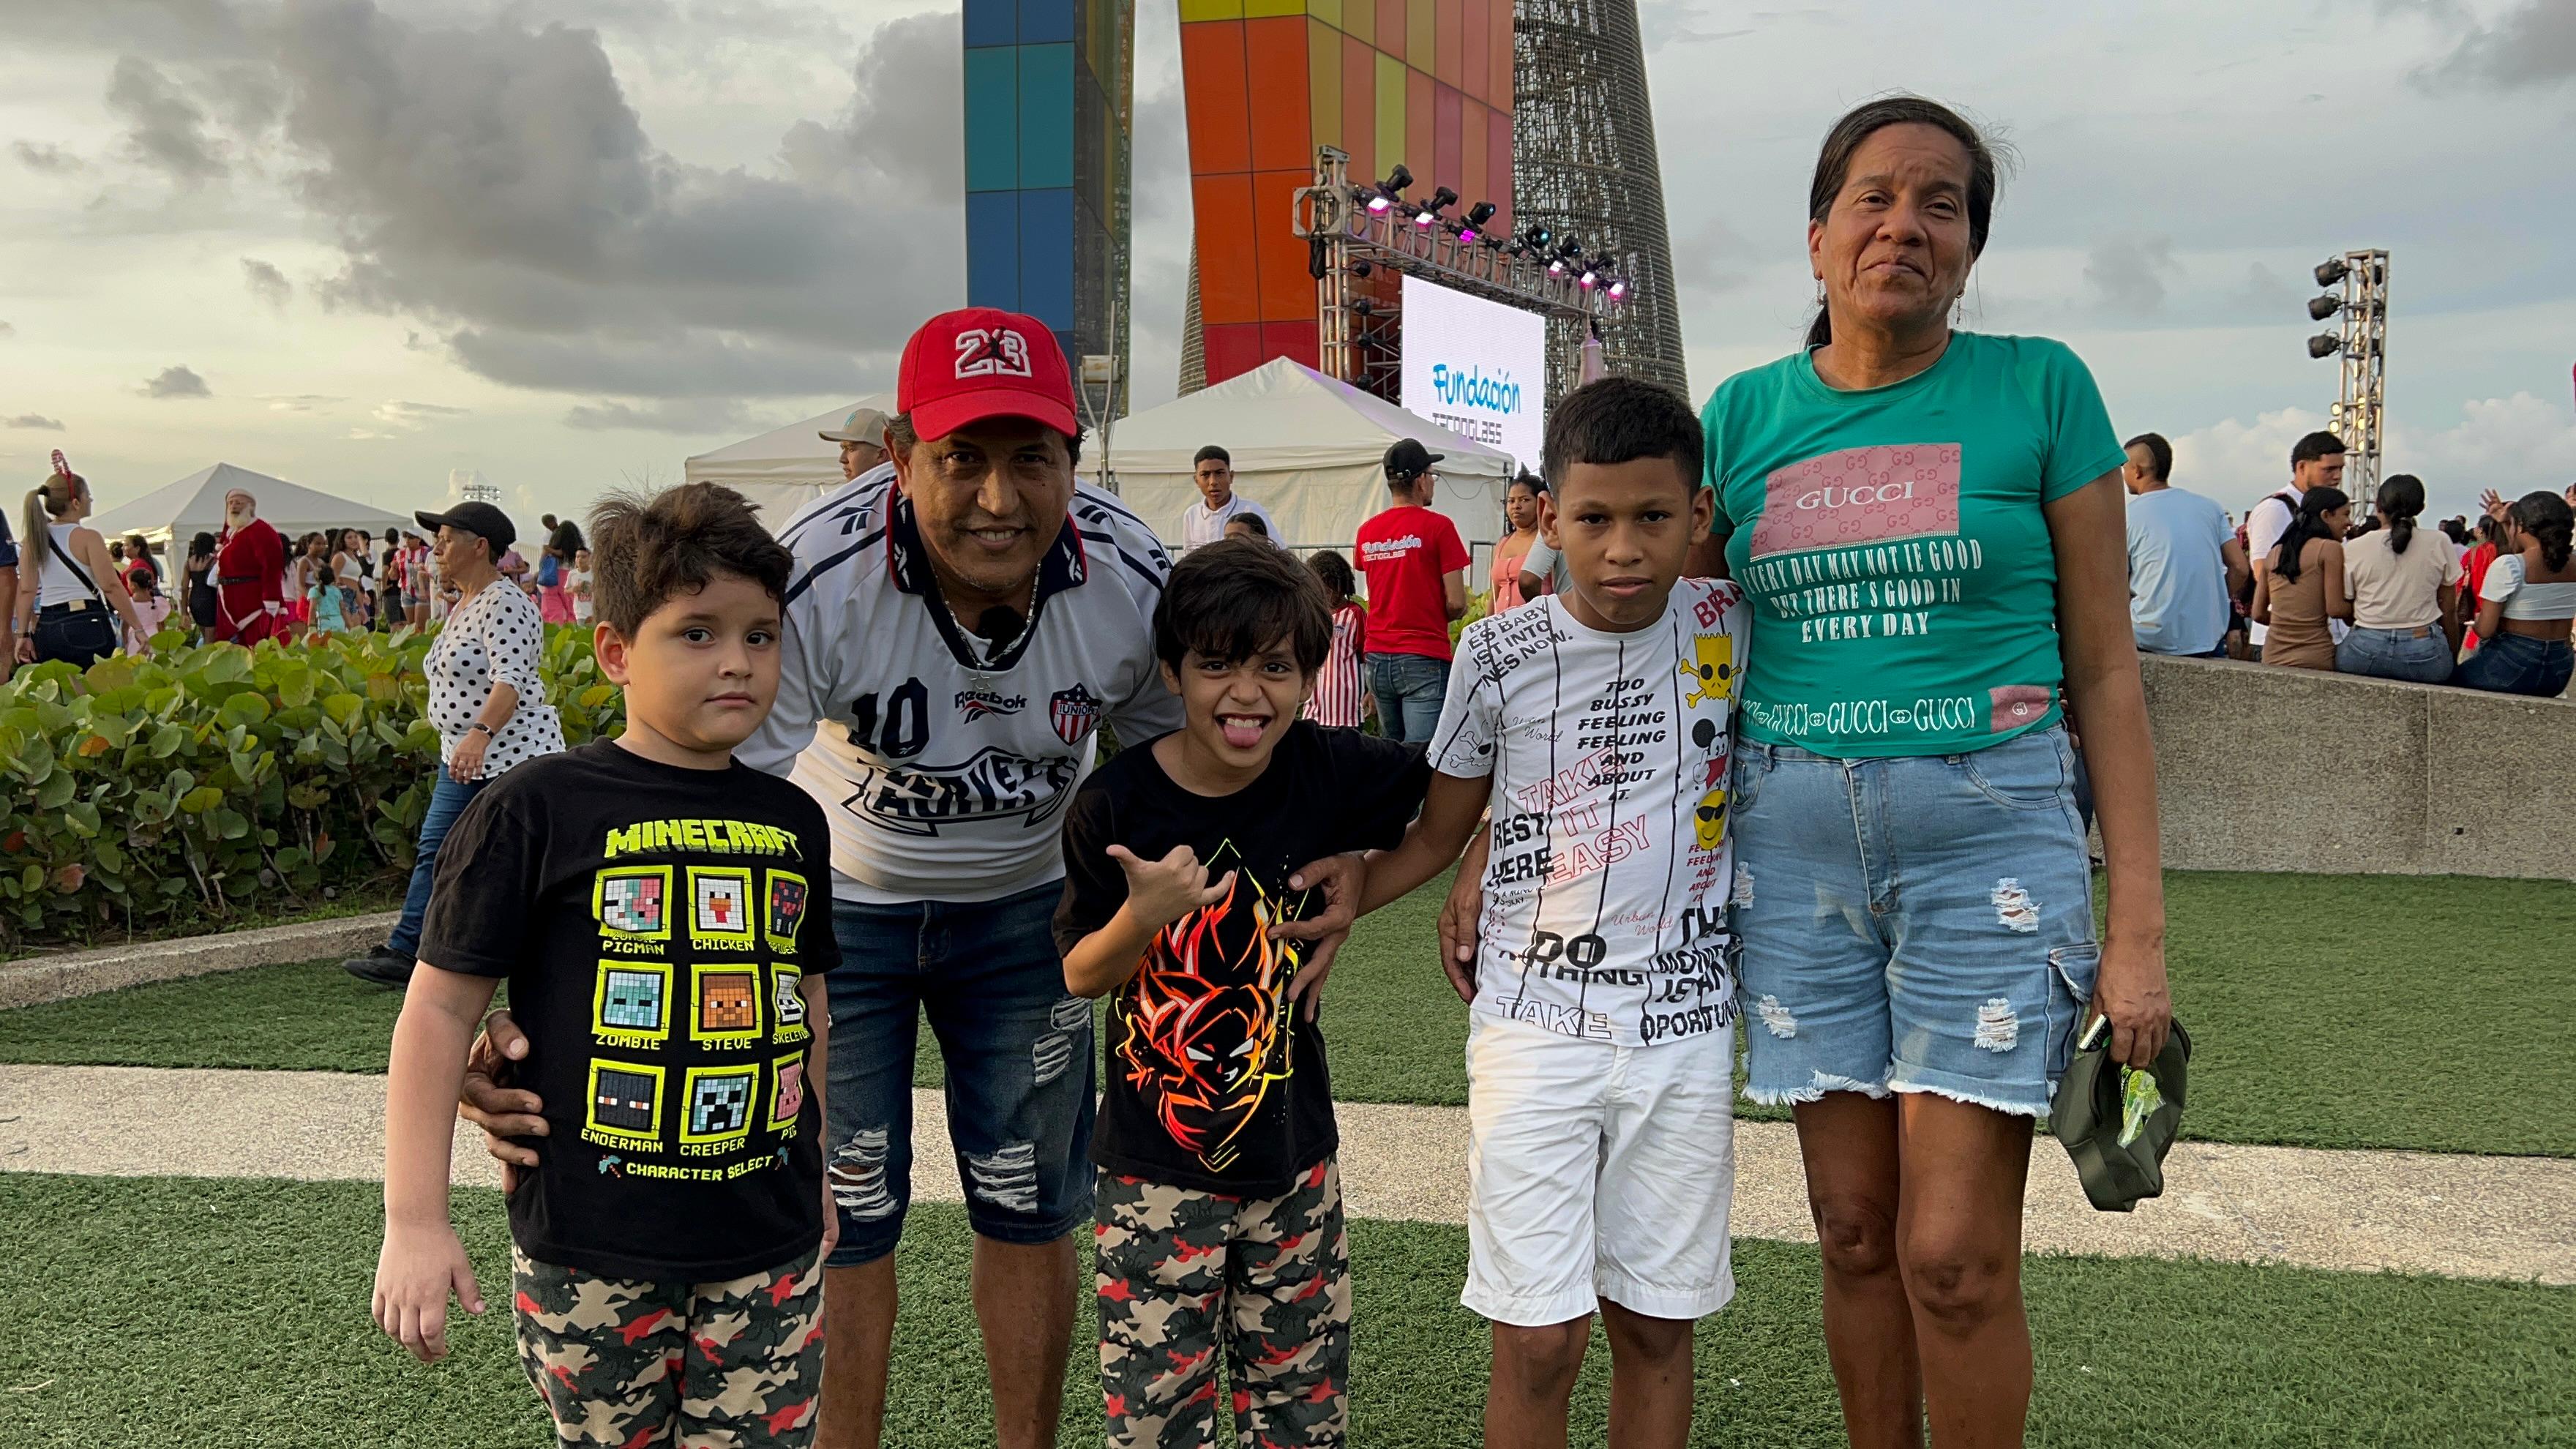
2252,485,2351,670
2337,475,2460,683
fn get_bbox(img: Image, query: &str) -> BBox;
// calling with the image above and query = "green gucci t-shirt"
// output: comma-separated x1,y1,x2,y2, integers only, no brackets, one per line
1701,332,2124,759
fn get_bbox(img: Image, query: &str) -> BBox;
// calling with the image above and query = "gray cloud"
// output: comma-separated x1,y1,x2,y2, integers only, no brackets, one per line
563,397,758,433
0,0,258,60
259,393,342,410
242,255,291,309
2422,0,2576,89
106,54,230,182
141,364,211,397
776,12,961,201
1671,215,1754,297
2083,234,2184,318
11,141,83,173
4,413,66,430
266,0,952,399
0,321,12,337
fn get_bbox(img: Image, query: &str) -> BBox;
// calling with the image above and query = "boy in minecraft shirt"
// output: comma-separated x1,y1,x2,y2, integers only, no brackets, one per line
372,483,839,1448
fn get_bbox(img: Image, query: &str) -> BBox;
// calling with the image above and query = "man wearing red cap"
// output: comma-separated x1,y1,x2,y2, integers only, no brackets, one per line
212,488,288,645
464,309,1366,1448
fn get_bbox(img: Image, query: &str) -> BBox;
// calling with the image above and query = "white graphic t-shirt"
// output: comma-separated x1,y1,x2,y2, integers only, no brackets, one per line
1429,580,1751,1046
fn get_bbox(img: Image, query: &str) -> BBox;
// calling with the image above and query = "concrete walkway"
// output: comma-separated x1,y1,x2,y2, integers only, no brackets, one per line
5,1064,2569,1286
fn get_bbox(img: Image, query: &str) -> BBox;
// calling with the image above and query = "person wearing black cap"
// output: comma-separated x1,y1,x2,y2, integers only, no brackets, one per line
1352,438,1469,744
344,501,566,987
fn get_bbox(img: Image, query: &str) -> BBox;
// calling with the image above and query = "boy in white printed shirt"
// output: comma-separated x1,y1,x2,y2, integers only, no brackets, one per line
1360,377,1750,1448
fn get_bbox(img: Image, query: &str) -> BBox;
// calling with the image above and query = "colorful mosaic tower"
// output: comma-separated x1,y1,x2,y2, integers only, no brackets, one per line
1177,0,1516,389
963,0,1135,416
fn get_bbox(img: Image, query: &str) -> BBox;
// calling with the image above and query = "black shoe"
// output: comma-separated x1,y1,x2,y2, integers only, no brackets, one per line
342,946,416,989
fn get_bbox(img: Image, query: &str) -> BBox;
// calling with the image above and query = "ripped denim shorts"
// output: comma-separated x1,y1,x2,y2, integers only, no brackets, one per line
1728,724,2099,1117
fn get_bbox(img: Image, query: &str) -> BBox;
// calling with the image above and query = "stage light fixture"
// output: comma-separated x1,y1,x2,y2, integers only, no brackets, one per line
1352,260,1373,278
1352,297,1376,317
1548,257,1568,276
1366,190,1392,214
1382,164,1412,192
2307,332,2342,359
1461,201,1497,242
1415,186,1458,228
2315,258,2349,288
2307,294,2343,321
1522,223,1553,252
1606,280,1629,301
1579,267,1598,288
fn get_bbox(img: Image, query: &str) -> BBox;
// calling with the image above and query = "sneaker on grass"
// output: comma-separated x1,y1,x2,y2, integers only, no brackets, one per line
341,947,414,989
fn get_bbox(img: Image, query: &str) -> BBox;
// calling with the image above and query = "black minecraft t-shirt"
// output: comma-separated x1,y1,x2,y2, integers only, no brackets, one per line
1055,722,1430,1198
422,740,840,1281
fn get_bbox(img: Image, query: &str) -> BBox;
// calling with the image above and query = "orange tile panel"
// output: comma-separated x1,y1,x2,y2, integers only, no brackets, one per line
1253,167,1318,321
1180,22,1254,176
1193,173,1264,323
1244,17,1314,173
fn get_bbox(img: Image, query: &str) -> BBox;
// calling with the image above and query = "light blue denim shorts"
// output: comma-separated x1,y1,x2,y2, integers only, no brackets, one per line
1728,724,2100,1117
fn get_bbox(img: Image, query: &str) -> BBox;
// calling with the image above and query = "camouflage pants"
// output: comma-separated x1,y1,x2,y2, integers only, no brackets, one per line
1096,1157,1350,1448
511,1246,824,1448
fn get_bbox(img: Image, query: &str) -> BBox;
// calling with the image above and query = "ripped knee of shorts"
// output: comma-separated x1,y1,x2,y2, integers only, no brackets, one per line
828,1126,902,1220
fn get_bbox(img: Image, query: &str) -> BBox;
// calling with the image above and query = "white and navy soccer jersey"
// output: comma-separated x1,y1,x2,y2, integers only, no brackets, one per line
741,463,1186,904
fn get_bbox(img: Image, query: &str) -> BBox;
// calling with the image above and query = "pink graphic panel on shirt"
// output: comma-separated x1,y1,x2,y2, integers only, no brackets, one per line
1988,685,2053,735
1748,445,1962,560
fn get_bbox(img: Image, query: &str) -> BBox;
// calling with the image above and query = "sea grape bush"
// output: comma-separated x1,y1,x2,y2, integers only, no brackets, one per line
0,625,624,950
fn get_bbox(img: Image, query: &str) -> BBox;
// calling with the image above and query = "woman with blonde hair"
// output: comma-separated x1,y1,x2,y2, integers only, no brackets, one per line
15,451,153,667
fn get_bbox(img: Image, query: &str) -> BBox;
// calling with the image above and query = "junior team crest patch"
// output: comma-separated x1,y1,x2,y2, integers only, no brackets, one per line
1049,684,1104,746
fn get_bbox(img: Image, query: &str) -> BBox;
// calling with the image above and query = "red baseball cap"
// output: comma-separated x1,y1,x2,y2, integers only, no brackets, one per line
897,307,1079,442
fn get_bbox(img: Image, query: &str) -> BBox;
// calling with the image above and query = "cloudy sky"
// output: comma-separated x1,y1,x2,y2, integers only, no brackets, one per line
0,0,2568,530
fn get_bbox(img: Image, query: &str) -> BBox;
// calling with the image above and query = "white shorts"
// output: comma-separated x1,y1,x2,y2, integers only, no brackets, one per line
1461,1013,1737,1327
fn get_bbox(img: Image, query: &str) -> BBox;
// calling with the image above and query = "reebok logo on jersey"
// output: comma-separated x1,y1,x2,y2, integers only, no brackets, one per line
956,688,1027,722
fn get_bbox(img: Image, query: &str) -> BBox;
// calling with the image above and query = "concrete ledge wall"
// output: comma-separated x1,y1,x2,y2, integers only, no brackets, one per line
2137,656,2575,879
0,910,399,1010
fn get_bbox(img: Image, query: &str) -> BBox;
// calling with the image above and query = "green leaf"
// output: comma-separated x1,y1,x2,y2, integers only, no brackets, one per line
579,684,618,708
322,692,365,727
277,663,317,708
35,772,76,810
179,786,225,815
149,722,187,758
63,801,102,838
212,807,250,841
216,693,272,730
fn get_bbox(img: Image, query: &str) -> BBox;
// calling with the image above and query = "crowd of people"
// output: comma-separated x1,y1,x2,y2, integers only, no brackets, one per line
0,467,606,678
342,94,2202,1449
2122,428,2575,697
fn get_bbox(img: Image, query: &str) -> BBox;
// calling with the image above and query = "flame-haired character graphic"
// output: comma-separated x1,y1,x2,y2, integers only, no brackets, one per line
1114,842,1304,1172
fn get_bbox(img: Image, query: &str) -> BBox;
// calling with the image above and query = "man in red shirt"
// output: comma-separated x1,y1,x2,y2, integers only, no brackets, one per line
212,489,288,645
1353,438,1469,743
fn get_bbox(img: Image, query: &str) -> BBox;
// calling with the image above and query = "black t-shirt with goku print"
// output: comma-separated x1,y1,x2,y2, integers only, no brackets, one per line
1054,723,1429,1198
422,739,841,1281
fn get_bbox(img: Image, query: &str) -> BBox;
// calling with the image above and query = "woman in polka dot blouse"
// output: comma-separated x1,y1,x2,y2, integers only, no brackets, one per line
345,501,566,988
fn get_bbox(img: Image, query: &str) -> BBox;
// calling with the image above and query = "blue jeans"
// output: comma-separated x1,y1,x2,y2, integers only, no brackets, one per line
387,765,487,957
1369,651,1450,745
822,881,1096,1266
2454,632,2574,697
2337,626,2454,683
1729,726,2099,1117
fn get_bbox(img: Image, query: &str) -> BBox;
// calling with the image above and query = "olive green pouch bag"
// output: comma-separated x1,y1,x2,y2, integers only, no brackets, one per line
2051,1017,2191,1213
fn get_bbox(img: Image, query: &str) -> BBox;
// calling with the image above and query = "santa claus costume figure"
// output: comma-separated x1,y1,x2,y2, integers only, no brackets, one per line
212,488,288,645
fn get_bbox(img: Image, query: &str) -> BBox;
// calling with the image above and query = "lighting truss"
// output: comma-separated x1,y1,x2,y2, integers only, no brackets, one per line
2307,249,2389,498
1295,146,1616,396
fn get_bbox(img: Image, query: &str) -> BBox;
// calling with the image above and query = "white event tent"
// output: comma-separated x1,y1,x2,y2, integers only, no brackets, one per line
684,396,896,525
1103,359,1516,564
92,463,410,550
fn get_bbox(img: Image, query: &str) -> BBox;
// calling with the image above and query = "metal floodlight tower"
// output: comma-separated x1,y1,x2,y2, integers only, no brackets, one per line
1513,0,1688,400
2306,249,2389,497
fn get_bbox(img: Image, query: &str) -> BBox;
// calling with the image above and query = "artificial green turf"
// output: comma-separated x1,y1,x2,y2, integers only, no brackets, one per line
4,871,2571,1156
0,1172,2567,1448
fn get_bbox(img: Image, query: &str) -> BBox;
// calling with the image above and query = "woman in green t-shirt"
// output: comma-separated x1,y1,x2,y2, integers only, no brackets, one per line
1700,97,2174,1445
